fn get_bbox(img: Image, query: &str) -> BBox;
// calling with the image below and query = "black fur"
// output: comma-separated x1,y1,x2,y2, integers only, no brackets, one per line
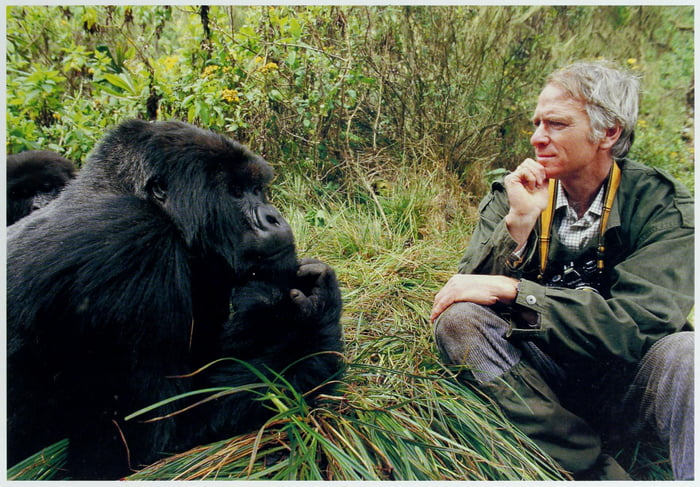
7,150,76,225
7,120,344,479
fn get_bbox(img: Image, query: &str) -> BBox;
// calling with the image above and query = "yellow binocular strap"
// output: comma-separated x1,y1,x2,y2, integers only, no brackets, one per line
538,161,621,280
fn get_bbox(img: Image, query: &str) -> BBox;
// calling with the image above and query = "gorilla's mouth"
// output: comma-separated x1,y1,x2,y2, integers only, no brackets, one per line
243,244,298,283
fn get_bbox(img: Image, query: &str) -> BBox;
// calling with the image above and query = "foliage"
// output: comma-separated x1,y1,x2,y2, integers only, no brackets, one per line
6,6,693,189
6,5,690,481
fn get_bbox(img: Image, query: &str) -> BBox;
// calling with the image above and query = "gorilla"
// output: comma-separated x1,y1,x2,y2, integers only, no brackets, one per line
7,120,344,479
7,150,77,225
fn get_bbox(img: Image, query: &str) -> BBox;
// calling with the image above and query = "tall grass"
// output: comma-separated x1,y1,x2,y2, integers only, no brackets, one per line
126,365,568,480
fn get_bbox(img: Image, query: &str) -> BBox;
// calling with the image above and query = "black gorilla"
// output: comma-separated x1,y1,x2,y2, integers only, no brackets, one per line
7,120,344,479
7,150,77,225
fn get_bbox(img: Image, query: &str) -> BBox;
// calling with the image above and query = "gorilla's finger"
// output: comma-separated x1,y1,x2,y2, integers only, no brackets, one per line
297,263,331,288
290,288,318,316
298,257,323,267
297,261,329,277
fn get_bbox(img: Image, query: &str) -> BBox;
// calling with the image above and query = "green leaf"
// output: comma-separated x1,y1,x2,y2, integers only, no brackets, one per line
101,73,135,94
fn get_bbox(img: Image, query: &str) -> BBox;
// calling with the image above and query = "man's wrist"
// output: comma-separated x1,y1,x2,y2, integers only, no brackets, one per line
497,276,521,305
505,211,539,247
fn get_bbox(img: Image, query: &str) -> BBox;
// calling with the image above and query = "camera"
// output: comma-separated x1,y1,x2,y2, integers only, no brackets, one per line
544,257,602,293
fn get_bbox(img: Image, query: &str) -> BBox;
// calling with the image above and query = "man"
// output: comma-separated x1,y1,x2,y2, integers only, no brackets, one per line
431,60,694,480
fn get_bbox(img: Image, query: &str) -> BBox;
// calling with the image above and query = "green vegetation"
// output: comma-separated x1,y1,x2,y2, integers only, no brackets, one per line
6,5,691,480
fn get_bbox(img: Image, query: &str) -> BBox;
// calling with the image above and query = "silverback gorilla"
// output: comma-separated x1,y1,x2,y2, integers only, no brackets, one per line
7,120,344,479
7,150,76,225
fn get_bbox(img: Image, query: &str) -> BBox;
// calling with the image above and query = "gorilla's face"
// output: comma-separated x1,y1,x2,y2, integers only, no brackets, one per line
217,160,298,282
79,120,298,285
6,150,76,225
135,122,298,284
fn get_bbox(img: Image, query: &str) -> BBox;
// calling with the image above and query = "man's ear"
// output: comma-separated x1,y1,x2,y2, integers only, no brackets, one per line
599,125,622,150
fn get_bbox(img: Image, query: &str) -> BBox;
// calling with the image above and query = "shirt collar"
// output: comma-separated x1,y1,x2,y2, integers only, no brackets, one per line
555,182,605,217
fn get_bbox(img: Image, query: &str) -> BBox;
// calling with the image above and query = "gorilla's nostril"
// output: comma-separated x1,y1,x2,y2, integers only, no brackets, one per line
266,214,280,226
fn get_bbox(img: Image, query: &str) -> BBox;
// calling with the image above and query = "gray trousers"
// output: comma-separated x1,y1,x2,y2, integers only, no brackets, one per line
434,301,694,480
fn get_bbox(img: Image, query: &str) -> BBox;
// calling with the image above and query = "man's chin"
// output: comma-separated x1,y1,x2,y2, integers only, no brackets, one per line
541,165,561,180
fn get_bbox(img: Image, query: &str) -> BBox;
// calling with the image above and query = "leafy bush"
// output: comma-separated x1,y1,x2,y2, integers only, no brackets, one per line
7,6,693,186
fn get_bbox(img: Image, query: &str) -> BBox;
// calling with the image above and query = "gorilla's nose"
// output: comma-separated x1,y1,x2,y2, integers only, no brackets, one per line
255,204,286,230
252,204,295,260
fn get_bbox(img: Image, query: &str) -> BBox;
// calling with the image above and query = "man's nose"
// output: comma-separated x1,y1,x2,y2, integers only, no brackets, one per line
530,124,548,146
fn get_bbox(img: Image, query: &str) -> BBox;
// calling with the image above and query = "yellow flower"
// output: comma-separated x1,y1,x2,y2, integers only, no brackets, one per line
201,65,220,78
162,55,181,72
627,58,637,65
258,62,279,74
222,89,240,103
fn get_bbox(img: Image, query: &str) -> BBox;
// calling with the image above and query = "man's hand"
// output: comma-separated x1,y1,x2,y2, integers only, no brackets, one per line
430,274,520,322
504,158,551,249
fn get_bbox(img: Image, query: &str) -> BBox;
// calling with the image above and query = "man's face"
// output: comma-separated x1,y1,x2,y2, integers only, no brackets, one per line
530,84,602,181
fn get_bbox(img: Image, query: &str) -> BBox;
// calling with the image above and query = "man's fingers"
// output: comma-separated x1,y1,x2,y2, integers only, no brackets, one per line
508,158,547,189
430,299,449,323
431,286,455,323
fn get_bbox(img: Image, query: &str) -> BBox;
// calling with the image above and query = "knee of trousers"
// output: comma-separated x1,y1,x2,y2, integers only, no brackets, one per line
637,332,694,393
433,302,520,381
630,332,694,479
434,302,498,364
646,331,694,370
635,331,694,415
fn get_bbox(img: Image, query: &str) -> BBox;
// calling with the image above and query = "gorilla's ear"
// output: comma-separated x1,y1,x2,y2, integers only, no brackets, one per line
146,177,168,204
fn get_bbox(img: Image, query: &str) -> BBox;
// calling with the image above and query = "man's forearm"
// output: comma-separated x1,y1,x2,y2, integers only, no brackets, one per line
431,274,520,322
504,209,539,252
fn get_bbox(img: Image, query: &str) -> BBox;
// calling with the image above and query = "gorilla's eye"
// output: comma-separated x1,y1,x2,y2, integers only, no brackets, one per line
231,187,244,199
147,179,167,203
252,186,267,199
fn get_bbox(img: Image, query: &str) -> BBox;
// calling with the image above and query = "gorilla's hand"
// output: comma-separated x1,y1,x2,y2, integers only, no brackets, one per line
289,258,342,322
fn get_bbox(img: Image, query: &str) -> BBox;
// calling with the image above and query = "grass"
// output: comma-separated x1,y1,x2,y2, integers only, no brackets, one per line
128,363,572,481
9,364,569,481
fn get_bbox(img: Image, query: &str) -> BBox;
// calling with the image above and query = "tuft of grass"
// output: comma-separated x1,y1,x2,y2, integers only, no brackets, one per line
126,360,569,481
7,439,68,480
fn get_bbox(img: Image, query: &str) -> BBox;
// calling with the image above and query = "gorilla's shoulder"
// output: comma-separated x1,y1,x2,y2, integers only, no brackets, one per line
9,194,186,287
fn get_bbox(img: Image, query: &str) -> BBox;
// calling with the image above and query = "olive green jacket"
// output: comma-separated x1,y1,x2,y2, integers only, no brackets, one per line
457,159,694,364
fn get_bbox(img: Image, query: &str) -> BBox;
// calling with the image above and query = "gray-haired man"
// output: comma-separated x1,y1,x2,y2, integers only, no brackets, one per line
432,60,694,480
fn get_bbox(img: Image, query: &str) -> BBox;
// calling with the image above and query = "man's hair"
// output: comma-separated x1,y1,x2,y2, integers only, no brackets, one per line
547,60,641,159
